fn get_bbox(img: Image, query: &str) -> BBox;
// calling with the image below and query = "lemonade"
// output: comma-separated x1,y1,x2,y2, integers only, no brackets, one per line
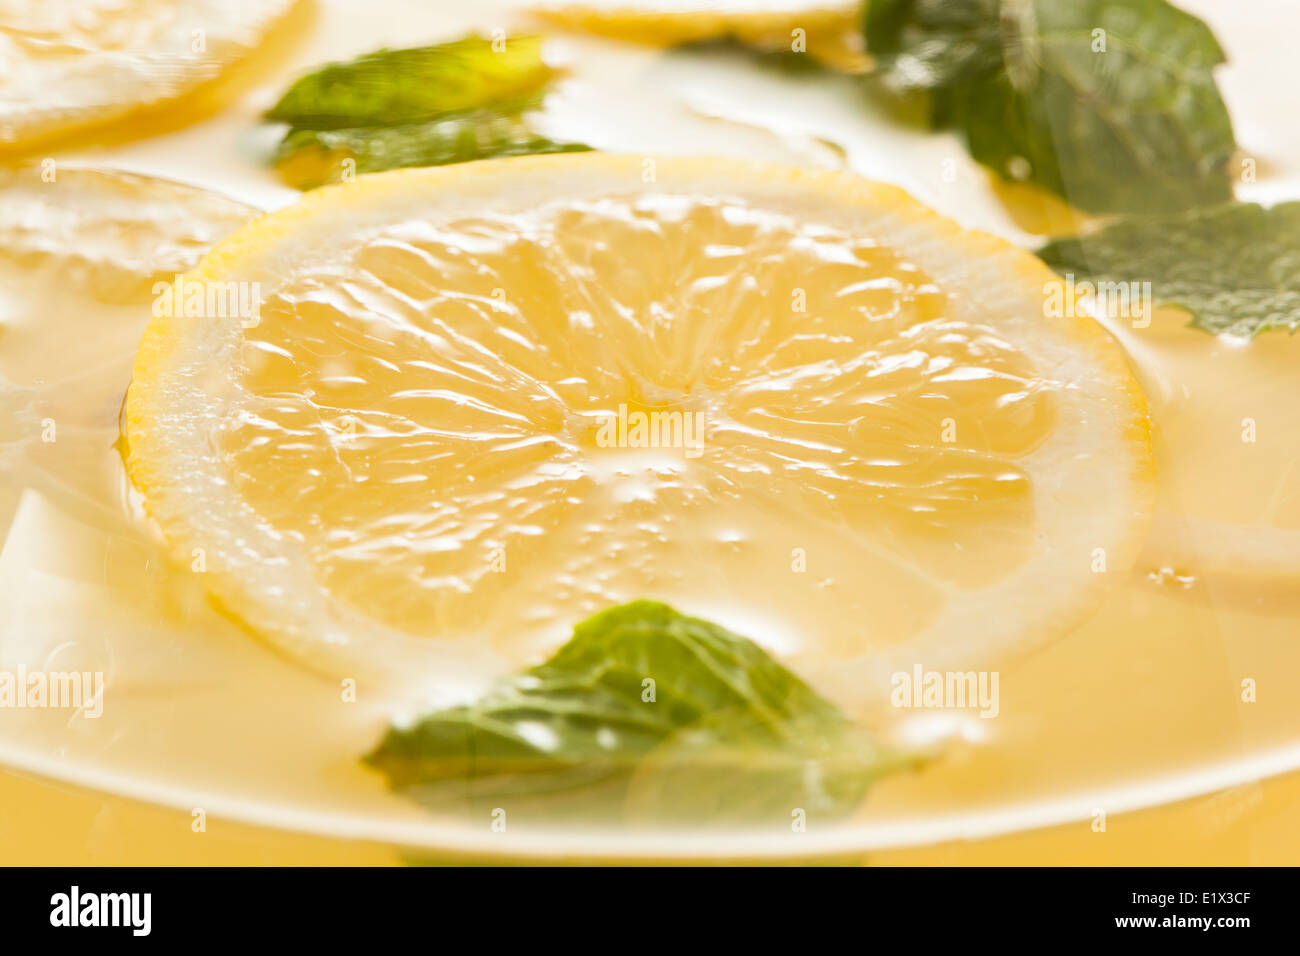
0,0,1298,863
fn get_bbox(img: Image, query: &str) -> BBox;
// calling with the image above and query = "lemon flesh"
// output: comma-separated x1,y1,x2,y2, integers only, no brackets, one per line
125,155,1152,698
0,0,298,153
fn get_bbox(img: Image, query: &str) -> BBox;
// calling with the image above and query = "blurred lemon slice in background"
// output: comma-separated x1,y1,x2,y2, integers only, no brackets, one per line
531,0,869,72
0,165,256,537
0,164,256,389
124,154,1153,700
0,0,300,154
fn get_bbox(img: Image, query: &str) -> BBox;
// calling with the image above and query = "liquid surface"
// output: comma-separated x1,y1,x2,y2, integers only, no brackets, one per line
0,0,1298,858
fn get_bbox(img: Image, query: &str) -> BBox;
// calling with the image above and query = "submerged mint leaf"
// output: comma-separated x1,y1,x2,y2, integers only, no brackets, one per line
265,35,556,129
1038,201,1300,337
275,110,590,189
673,37,835,75
621,709,892,825
866,0,1235,213
365,600,901,825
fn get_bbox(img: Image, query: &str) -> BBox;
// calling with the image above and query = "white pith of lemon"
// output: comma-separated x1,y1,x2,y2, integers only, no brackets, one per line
0,0,299,154
124,154,1153,700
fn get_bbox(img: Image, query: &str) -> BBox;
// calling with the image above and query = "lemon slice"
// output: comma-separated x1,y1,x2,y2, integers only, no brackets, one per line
0,165,255,540
531,1,869,73
124,155,1153,697
0,164,256,389
0,0,299,154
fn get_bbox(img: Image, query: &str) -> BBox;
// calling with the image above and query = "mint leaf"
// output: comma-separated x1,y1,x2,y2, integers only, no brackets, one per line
674,37,832,75
365,601,900,825
265,35,556,129
265,35,590,187
275,110,590,190
621,709,891,825
866,0,1235,213
866,0,1003,98
1038,201,1300,337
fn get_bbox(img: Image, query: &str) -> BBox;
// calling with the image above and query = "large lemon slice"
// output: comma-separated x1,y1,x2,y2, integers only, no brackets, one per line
0,0,299,154
124,155,1152,700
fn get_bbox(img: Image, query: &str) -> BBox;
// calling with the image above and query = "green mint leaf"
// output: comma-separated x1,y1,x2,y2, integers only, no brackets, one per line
675,37,831,75
265,35,591,187
1038,201,1300,337
620,709,892,824
866,0,1004,100
365,600,901,825
275,109,590,189
866,0,1235,213
265,35,556,129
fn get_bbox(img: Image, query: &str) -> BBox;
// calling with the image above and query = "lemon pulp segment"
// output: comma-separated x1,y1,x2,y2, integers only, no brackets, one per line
125,155,1153,697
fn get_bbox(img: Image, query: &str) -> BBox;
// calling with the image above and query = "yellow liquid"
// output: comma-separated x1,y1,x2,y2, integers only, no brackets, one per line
5,185,1298,856
1,0,1298,861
